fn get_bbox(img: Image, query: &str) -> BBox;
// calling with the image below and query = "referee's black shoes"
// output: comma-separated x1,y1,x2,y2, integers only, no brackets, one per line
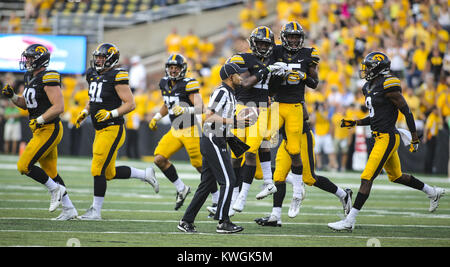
216,221,244,234
177,220,197,233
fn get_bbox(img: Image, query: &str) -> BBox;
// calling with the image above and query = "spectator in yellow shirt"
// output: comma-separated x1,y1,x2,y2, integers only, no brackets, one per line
331,105,352,171
239,1,257,36
165,28,182,55
423,106,442,174
181,29,200,60
311,101,338,171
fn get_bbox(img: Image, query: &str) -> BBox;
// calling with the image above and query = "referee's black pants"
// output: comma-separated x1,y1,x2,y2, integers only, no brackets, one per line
182,133,236,223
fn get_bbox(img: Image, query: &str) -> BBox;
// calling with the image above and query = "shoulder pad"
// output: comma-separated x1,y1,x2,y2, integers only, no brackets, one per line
383,76,401,90
42,70,61,84
227,54,246,65
115,70,129,82
185,79,200,92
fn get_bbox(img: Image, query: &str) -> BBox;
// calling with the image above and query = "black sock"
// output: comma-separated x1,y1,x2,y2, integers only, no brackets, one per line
273,183,286,208
114,166,131,179
233,166,242,189
394,174,425,190
26,165,48,184
259,150,271,162
94,175,107,197
53,174,65,186
291,165,302,175
241,164,256,184
162,164,178,183
353,192,369,210
314,175,338,194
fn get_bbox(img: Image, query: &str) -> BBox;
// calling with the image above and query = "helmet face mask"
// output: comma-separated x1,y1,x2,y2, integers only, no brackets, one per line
359,52,391,81
281,22,305,52
91,43,120,72
165,54,187,80
248,26,274,58
19,44,50,71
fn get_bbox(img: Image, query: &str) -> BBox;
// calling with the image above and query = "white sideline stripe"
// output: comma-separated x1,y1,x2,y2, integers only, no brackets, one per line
1,228,450,242
2,217,450,230
2,207,450,219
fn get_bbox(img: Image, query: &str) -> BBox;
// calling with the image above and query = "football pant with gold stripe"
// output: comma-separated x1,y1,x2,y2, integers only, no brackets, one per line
154,125,202,169
91,125,126,180
231,104,272,159
17,121,63,178
274,129,317,186
270,102,303,155
361,132,402,182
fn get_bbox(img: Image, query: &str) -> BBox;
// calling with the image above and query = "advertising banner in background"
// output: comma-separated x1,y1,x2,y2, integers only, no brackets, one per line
0,34,87,74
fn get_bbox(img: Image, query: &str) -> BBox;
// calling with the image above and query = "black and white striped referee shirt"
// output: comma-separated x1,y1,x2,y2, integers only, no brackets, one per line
204,82,236,137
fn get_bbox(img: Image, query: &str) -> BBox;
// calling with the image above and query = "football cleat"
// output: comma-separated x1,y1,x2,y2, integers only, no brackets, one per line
49,184,66,212
429,187,445,212
177,220,197,233
340,188,353,215
232,192,247,212
52,207,78,221
216,221,244,234
175,185,191,210
78,206,101,220
144,167,159,193
328,218,355,232
256,183,277,200
288,197,302,218
206,203,217,218
254,215,282,227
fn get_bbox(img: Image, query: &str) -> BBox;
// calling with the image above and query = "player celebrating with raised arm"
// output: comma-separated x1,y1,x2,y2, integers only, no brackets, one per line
149,54,219,210
227,26,282,214
76,43,158,220
328,52,445,232
1,44,77,220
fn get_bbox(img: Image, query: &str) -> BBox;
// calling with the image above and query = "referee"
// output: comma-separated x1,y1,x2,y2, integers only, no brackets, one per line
177,62,249,234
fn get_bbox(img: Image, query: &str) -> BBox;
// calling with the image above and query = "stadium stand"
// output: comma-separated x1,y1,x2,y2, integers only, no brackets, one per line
0,0,449,175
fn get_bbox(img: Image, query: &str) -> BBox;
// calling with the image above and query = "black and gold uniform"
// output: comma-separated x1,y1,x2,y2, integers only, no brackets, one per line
86,66,128,180
227,26,275,158
153,76,202,168
17,69,63,178
86,67,127,130
270,44,319,155
360,74,403,181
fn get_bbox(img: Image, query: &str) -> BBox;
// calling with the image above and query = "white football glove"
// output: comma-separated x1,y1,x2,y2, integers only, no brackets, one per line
271,62,289,77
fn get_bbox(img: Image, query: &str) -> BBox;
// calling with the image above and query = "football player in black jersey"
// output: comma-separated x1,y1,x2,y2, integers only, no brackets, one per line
263,21,320,218
328,52,445,232
226,26,285,214
75,43,159,220
149,54,218,211
1,44,77,220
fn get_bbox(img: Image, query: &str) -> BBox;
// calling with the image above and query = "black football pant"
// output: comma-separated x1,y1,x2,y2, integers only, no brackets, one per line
182,133,236,224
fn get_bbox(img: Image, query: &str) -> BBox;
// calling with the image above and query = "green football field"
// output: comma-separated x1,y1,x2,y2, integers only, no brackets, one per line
0,154,449,247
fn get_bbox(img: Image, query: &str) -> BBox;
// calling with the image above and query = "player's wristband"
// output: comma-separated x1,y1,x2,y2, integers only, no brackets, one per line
11,94,19,102
186,107,196,114
36,115,45,124
111,109,119,118
153,112,162,121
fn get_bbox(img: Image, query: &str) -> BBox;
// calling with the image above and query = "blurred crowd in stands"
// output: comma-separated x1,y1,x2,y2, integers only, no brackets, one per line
0,0,449,174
